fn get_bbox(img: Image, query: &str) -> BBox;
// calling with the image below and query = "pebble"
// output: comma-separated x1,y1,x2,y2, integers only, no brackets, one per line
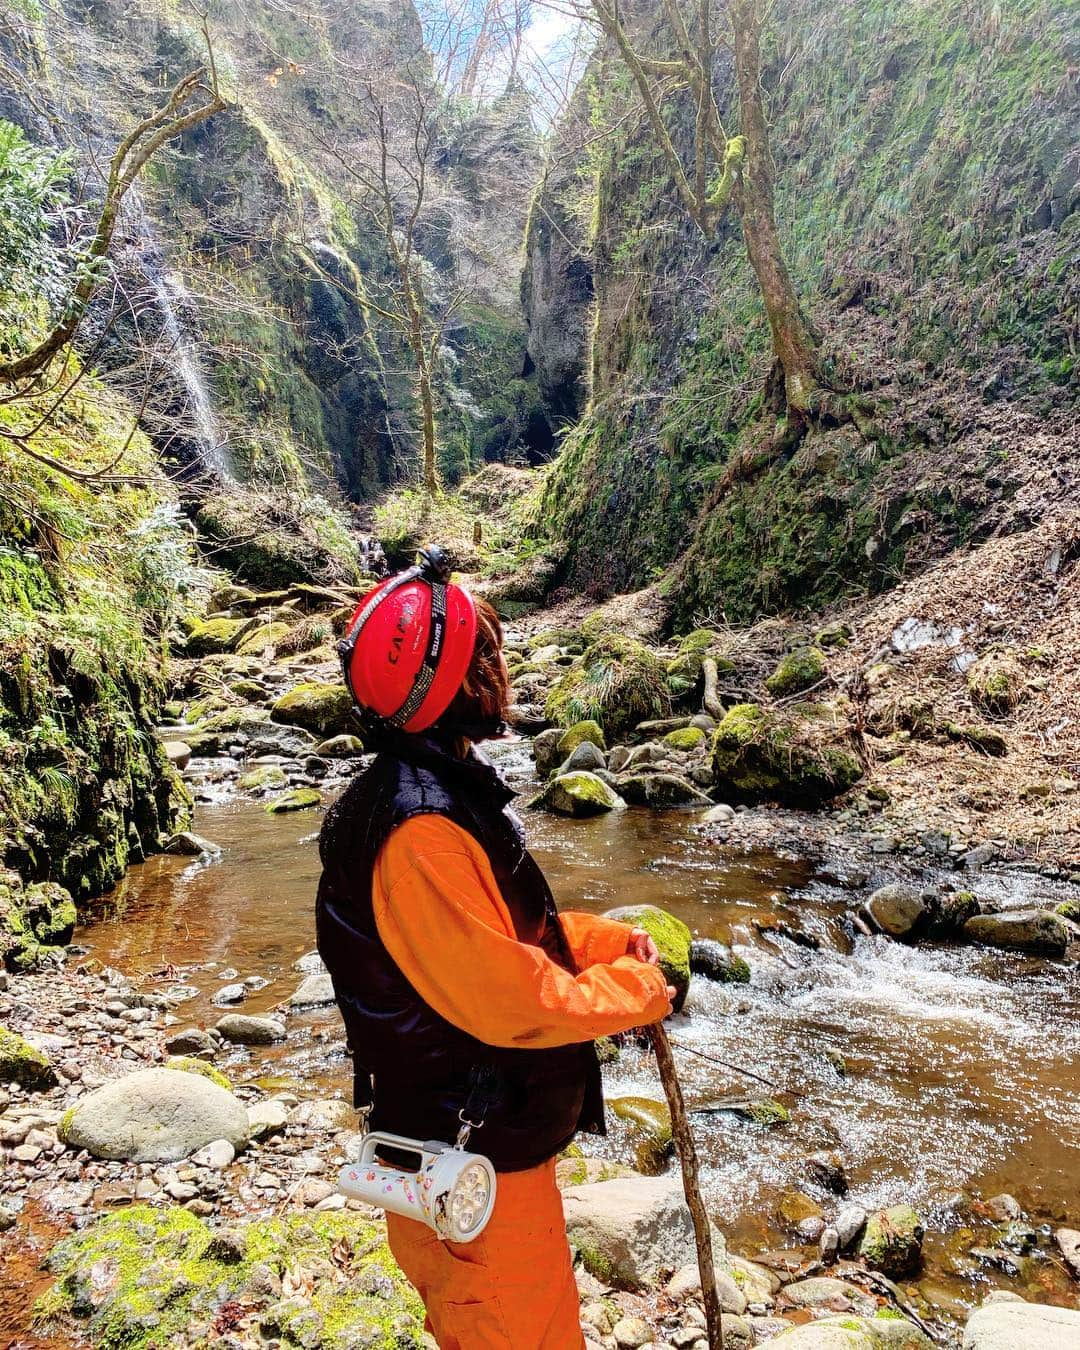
211,983,247,1006
191,1139,236,1169
613,1317,652,1349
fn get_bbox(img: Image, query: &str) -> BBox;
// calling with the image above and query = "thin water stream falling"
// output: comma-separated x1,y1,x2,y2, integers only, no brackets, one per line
83,739,1080,1323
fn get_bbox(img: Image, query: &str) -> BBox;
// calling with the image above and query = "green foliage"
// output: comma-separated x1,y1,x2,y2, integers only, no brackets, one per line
0,120,75,334
545,635,669,737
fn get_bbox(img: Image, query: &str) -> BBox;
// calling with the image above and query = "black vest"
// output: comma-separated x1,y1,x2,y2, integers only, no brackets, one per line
315,734,605,1172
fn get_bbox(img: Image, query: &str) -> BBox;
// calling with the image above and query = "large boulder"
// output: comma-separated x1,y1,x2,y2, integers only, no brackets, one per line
557,720,606,757
185,616,250,656
58,1067,250,1161
605,903,691,1012
270,682,357,738
963,910,1069,956
864,885,929,938
761,1317,933,1347
962,1299,1080,1349
532,771,624,817
562,1176,715,1290
857,1204,925,1277
545,636,669,739
0,1024,58,1090
711,703,863,806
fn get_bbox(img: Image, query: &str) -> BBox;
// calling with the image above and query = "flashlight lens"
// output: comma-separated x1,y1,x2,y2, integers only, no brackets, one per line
451,1163,491,1234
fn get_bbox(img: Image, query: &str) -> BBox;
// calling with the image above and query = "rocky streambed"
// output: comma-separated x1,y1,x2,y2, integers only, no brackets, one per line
2,587,1079,1350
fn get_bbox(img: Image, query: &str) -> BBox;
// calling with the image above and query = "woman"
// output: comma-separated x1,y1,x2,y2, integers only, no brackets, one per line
316,547,673,1349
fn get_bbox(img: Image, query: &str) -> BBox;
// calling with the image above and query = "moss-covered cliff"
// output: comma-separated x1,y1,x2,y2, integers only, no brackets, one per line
528,0,1078,623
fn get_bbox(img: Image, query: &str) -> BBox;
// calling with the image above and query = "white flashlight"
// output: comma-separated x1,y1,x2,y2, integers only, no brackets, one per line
338,1130,497,1243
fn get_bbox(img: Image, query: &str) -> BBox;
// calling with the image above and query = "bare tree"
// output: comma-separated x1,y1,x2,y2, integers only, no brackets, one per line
306,65,469,494
550,0,860,448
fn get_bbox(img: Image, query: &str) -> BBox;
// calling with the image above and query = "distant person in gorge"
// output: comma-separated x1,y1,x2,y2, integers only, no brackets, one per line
315,545,674,1349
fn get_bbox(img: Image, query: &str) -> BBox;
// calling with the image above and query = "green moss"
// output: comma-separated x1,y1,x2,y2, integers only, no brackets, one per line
967,655,1023,716
0,1023,58,1090
575,1242,619,1287
270,682,356,738
184,617,248,656
533,771,621,817
239,765,288,792
545,635,669,737
766,647,827,697
1055,900,1080,923
164,1057,232,1091
609,1096,673,1174
235,621,293,655
711,702,863,805
557,720,607,756
265,787,322,814
664,725,706,751
857,1204,925,1278
603,903,690,1012
37,1205,425,1350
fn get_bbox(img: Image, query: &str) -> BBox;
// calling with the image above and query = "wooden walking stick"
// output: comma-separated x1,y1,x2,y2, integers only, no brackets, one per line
649,1022,725,1350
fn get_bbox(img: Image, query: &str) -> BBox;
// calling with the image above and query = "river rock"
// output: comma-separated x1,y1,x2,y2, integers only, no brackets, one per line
690,938,750,984
710,702,863,806
562,1176,713,1290
857,1204,924,1276
781,1277,876,1316
532,727,565,777
963,1300,1080,1348
271,682,357,737
165,1027,218,1057
612,1315,652,1349
835,1203,868,1248
616,773,713,808
247,724,318,757
164,831,221,858
211,982,247,1006
247,1099,290,1139
609,1096,673,1174
763,1317,933,1347
59,1067,250,1161
560,740,607,773
703,802,736,823
294,950,327,974
963,910,1069,956
1053,1226,1080,1278
557,721,606,757
215,1014,286,1045
666,1263,748,1314
864,885,928,938
0,1025,58,1090
162,741,192,770
289,1098,356,1132
290,974,335,1008
604,903,691,1012
805,1150,848,1194
191,1138,236,1168
534,771,624,817
266,787,323,814
315,734,364,757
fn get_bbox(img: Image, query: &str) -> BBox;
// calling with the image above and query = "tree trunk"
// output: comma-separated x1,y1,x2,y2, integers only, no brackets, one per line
418,364,438,494
728,0,822,423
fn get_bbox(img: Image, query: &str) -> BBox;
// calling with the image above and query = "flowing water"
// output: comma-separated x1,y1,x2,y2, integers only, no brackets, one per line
83,740,1080,1321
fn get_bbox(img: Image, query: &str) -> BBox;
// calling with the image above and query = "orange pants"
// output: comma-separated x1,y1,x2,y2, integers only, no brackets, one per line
386,1157,585,1349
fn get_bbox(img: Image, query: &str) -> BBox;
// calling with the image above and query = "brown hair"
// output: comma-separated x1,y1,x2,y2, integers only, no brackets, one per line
436,597,510,751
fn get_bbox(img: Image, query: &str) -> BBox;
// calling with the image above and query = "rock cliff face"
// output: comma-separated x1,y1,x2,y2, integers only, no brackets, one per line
524,0,1079,621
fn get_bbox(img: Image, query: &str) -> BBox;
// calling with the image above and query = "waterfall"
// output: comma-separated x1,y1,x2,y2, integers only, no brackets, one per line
122,191,232,479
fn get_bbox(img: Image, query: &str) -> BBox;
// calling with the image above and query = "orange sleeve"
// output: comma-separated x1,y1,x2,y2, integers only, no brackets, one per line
373,815,671,1049
559,911,636,967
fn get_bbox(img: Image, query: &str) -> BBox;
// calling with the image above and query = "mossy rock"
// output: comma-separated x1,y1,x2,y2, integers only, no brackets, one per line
37,1205,425,1350
857,1204,925,1277
531,771,623,817
711,702,863,806
265,787,322,815
229,679,267,702
967,654,1024,716
603,903,690,1012
815,621,853,649
557,720,607,757
943,722,1008,756
23,882,77,946
164,1057,233,1092
609,1096,673,1174
664,725,706,751
699,1097,791,1127
184,617,250,656
0,1024,58,1090
545,635,669,738
236,621,293,656
239,765,288,792
1056,900,1080,923
594,1035,620,1065
766,647,827,697
532,728,566,778
271,683,356,738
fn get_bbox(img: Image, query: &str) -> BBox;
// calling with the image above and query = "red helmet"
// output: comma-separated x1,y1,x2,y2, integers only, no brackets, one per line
339,546,478,734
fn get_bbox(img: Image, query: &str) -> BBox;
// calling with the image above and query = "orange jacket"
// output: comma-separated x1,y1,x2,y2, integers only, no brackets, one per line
372,813,671,1049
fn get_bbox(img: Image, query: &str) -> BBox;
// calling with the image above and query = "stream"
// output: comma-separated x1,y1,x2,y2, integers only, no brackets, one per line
81,739,1080,1322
